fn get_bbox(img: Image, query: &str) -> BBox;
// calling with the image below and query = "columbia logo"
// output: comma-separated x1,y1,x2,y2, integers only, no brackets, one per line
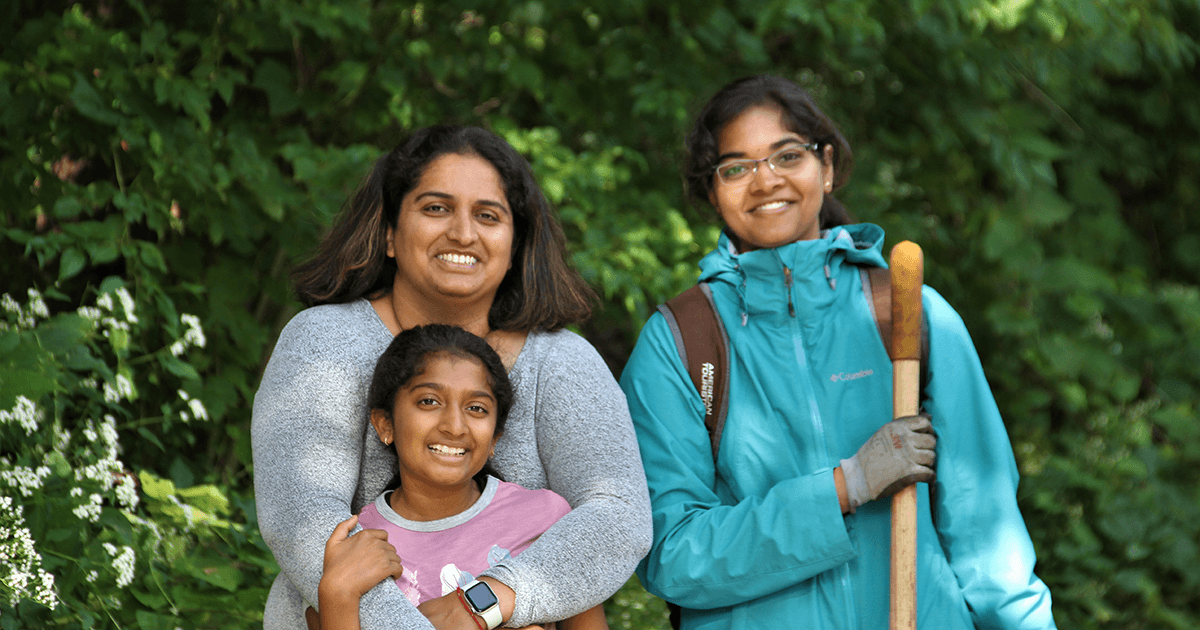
830,369,874,383
700,362,715,417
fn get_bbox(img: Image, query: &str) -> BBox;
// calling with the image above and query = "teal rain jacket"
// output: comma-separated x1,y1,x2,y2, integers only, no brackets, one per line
620,224,1055,630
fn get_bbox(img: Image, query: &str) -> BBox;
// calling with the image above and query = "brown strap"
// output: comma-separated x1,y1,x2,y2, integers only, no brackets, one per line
864,266,893,355
658,284,729,462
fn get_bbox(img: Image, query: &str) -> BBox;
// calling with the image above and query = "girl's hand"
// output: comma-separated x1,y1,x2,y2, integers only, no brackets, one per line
317,515,405,630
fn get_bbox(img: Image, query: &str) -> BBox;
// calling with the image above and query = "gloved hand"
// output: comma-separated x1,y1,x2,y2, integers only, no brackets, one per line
839,413,936,513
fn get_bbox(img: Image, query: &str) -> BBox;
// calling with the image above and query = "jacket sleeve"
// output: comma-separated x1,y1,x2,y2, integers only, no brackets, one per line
923,288,1057,630
619,313,855,610
251,318,432,630
481,332,653,627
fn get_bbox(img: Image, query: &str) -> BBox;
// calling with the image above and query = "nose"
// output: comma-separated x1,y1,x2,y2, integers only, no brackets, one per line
748,159,784,193
439,406,468,436
446,208,477,244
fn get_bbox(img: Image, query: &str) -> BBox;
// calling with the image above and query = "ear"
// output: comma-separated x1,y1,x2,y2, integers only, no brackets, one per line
385,225,396,259
822,144,836,191
370,409,394,447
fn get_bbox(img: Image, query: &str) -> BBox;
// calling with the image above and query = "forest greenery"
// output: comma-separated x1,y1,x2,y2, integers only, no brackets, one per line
1,0,1197,628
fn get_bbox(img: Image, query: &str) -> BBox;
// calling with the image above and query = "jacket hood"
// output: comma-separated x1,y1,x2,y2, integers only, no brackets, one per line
698,222,887,287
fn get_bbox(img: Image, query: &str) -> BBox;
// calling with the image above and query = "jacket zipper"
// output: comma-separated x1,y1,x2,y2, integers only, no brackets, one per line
784,265,796,317
786,258,858,628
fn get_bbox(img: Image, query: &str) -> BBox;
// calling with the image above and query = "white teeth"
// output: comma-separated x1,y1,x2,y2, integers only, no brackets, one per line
753,201,788,212
438,253,477,265
429,444,466,456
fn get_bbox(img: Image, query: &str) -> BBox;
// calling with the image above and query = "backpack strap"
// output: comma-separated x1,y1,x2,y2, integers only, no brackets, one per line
657,283,730,463
861,266,930,395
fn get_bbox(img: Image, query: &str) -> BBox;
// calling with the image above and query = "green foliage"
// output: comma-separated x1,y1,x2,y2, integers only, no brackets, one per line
1,0,1197,627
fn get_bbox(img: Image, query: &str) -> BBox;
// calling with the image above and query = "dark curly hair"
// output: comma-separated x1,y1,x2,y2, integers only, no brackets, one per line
685,75,856,229
367,324,513,490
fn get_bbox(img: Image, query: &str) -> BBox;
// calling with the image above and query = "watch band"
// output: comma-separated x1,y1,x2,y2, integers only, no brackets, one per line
456,589,486,630
462,579,502,630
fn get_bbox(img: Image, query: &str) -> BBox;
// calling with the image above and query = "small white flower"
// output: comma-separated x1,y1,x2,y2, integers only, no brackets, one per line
0,465,53,497
86,570,99,583
78,306,102,321
187,398,208,422
0,293,19,314
180,313,206,348
114,287,137,324
0,396,43,435
104,543,136,588
116,374,134,399
26,288,49,319
72,494,103,522
96,293,114,311
114,477,139,511
70,487,84,497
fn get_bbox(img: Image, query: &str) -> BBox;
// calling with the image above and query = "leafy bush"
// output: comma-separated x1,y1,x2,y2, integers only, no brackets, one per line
0,288,275,628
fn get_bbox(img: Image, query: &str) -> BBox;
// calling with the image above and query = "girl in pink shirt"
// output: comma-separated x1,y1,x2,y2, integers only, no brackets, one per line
310,324,607,630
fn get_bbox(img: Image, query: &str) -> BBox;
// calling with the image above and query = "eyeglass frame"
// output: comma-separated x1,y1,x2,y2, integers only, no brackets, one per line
712,142,823,186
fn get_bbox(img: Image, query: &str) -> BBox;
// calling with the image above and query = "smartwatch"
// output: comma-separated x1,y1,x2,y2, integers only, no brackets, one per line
462,579,502,630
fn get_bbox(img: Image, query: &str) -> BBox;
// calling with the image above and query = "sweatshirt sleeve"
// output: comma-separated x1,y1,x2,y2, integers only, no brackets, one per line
481,332,652,627
619,313,855,609
923,288,1057,630
252,313,432,630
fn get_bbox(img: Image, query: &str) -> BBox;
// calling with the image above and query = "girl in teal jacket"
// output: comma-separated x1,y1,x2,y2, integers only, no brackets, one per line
619,75,1055,629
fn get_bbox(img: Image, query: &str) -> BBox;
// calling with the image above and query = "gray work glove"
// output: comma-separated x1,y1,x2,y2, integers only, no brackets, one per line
839,413,936,513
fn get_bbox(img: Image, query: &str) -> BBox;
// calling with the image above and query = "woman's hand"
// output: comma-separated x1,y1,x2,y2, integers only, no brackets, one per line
838,413,937,513
316,515,405,630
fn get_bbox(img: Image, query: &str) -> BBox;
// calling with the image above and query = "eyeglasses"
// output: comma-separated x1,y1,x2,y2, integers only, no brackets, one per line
713,142,821,185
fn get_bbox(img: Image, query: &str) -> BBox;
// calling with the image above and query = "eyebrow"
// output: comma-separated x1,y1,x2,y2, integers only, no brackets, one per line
716,137,806,163
407,382,496,402
414,191,511,216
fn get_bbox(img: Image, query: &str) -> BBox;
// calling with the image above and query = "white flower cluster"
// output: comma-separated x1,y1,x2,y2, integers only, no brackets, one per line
1,289,50,329
0,396,43,436
176,390,209,423
0,461,52,498
0,496,59,610
102,542,136,588
169,313,207,357
74,416,122,491
71,491,103,522
95,287,138,338
114,476,139,511
103,374,135,404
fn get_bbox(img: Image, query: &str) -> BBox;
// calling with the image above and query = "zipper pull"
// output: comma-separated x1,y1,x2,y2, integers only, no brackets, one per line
784,266,796,317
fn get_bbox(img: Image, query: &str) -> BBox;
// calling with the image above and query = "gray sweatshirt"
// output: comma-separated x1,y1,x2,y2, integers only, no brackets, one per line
252,299,652,629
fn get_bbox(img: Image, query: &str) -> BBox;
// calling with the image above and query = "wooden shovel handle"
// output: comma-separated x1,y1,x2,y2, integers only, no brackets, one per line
889,241,923,630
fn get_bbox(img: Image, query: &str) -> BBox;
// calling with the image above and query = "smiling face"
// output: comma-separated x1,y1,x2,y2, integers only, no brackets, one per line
370,353,499,509
709,104,835,251
386,152,514,310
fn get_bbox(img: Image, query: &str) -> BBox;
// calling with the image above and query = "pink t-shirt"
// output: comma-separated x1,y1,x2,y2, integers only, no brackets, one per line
356,476,571,606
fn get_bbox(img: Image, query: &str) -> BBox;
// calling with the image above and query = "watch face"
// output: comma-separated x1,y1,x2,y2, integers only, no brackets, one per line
465,582,498,611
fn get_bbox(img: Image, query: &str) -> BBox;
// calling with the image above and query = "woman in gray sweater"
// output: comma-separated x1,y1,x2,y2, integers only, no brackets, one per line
252,125,651,630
